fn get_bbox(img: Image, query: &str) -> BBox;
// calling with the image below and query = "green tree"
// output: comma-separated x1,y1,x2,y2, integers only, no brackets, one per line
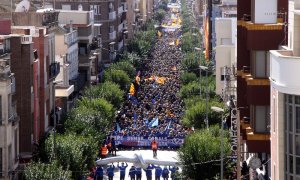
182,99,225,129
83,81,124,108
155,9,166,23
25,160,72,180
108,61,136,79
179,126,231,179
180,72,197,85
103,69,131,90
45,133,97,180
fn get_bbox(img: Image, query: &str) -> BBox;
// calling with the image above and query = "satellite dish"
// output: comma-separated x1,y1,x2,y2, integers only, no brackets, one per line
15,0,30,12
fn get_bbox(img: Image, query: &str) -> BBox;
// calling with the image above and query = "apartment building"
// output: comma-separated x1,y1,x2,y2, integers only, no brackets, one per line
0,22,19,180
236,0,287,178
32,0,127,64
270,0,300,179
215,17,236,99
0,10,60,160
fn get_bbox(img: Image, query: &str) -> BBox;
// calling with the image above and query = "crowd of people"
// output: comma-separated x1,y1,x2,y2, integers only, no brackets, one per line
109,29,190,141
91,163,179,180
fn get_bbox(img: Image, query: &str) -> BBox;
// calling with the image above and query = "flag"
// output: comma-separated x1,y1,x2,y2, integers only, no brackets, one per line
157,30,162,38
175,39,180,46
149,117,159,127
116,123,121,132
129,83,135,95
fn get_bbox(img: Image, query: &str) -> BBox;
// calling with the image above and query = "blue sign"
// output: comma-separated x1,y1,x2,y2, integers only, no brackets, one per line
112,136,184,147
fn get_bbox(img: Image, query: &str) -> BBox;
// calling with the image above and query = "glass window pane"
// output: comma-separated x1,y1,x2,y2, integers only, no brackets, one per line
297,157,300,174
290,106,293,132
290,134,294,154
290,155,294,173
296,135,300,155
296,96,300,105
297,107,300,133
289,95,293,104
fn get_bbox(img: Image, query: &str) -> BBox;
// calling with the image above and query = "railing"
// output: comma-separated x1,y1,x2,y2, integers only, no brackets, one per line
118,6,123,15
49,62,60,79
21,35,32,43
118,40,123,51
109,31,116,40
118,23,124,33
109,11,116,20
64,30,78,46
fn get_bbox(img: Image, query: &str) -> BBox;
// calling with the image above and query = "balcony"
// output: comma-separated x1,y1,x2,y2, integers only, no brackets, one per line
121,2,128,12
49,62,60,80
118,23,124,33
64,30,78,46
118,40,124,51
109,11,116,20
109,31,116,40
270,50,300,95
118,6,123,15
11,75,16,94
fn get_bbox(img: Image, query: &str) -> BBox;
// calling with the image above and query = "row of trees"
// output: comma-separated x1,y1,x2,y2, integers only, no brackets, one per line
25,19,158,180
178,0,233,179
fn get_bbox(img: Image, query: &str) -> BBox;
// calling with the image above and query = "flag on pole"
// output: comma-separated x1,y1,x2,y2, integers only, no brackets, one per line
149,117,159,127
129,83,135,95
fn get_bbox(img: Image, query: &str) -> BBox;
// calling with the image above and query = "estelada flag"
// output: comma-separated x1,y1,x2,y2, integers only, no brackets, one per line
129,83,135,95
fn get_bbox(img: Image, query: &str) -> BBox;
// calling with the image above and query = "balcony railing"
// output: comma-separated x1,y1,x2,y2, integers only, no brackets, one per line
109,31,116,40
118,23,124,33
64,30,78,46
118,40,124,51
118,6,123,15
49,62,60,79
109,11,116,20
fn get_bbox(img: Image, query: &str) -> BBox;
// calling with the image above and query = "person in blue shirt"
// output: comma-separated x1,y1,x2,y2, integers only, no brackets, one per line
94,165,104,180
162,167,169,180
154,165,162,180
107,164,115,180
136,167,142,180
169,166,178,180
128,165,136,180
144,164,155,180
118,162,128,180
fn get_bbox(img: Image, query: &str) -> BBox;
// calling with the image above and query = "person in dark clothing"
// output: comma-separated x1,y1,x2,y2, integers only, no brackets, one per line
111,138,117,156
136,167,142,180
169,166,178,180
162,167,169,180
118,162,128,180
94,166,104,180
128,165,136,180
107,164,115,180
154,165,162,180
144,164,155,180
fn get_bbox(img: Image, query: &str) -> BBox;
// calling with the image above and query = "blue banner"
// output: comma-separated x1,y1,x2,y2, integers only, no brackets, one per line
112,136,184,147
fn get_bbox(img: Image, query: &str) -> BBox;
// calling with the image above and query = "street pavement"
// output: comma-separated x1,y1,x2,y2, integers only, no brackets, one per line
103,150,180,180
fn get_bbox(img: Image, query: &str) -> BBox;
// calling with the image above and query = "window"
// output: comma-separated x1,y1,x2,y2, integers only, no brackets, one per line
285,94,300,178
220,67,230,81
8,145,12,171
14,129,18,163
90,5,100,15
109,3,114,12
251,51,270,78
251,105,270,133
109,26,114,33
62,4,71,10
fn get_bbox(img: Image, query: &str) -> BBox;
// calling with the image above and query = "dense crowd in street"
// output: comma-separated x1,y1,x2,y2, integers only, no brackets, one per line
109,36,189,139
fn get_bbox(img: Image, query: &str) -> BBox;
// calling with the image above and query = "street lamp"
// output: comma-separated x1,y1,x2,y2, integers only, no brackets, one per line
200,65,209,129
211,106,225,180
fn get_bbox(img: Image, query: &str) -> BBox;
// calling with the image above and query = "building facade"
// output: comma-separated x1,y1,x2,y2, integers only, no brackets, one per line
237,0,288,178
0,27,19,180
270,0,300,179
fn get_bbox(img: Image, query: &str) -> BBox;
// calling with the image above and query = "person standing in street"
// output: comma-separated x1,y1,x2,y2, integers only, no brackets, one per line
151,139,158,158
118,162,128,180
144,164,155,180
128,165,136,180
94,165,104,180
136,167,142,180
100,144,108,159
169,166,178,180
154,165,162,180
107,164,115,180
162,167,169,180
